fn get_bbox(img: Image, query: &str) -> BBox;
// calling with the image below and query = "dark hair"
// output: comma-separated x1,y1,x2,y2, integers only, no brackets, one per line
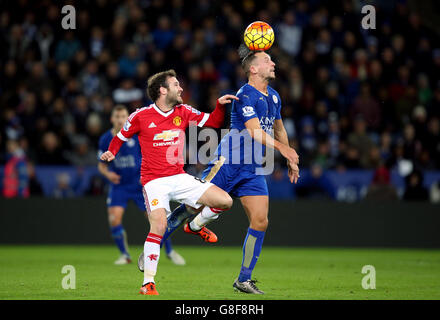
238,44,258,77
147,69,177,102
112,104,128,115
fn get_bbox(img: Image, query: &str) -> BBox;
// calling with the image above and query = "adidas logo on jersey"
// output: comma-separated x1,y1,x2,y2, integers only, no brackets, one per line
148,122,157,128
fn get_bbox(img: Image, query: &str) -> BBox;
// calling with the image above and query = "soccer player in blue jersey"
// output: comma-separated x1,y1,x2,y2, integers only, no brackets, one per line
98,105,185,266
163,46,300,293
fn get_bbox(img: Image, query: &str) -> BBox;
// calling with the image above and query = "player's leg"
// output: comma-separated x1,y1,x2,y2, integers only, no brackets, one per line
182,183,232,241
163,238,186,265
183,162,232,236
108,206,131,264
162,160,230,243
170,173,232,242
133,189,185,266
107,186,132,264
140,207,167,295
195,184,232,209
161,204,196,245
233,195,268,294
187,206,225,233
139,180,172,295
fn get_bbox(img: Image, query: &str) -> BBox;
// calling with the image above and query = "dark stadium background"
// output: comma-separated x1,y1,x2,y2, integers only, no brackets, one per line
0,0,439,247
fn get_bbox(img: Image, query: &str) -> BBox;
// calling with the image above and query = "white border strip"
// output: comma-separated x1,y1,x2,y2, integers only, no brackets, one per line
117,131,129,141
198,113,210,127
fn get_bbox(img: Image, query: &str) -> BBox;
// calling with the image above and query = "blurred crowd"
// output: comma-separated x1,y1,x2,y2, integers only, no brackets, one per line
1,0,440,200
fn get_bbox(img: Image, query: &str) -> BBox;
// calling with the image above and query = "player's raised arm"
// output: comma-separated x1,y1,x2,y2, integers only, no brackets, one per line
186,95,239,128
101,109,141,162
204,94,238,128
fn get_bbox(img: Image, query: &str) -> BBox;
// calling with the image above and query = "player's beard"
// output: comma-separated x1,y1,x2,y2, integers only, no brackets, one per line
261,69,275,82
165,92,183,107
266,69,276,81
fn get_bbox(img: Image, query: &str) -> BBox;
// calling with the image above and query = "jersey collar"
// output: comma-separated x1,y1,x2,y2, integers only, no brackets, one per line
153,103,175,117
246,83,269,97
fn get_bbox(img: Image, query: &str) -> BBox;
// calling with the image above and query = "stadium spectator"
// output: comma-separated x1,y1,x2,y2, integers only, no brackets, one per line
54,31,81,62
278,11,302,57
0,0,440,199
2,139,29,198
52,172,75,198
403,169,429,201
27,161,44,196
65,135,97,167
118,44,141,78
364,165,399,202
112,79,143,105
36,132,68,165
349,82,381,130
294,163,336,200
77,60,109,97
347,116,375,168
266,166,295,199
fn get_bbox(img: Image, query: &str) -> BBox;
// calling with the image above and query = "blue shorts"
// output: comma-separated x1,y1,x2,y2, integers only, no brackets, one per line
107,184,146,211
201,163,268,198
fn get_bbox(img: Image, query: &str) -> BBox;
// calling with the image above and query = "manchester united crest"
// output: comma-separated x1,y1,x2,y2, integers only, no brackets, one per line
173,116,182,126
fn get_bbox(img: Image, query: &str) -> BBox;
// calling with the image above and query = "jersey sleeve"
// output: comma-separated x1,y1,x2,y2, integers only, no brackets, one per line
97,134,110,162
118,109,141,140
234,93,259,124
275,92,282,120
108,109,141,156
181,104,210,127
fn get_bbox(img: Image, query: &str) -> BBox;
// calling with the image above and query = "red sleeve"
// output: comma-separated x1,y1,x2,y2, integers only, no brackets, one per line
203,100,226,128
182,101,226,128
108,135,125,156
108,109,141,156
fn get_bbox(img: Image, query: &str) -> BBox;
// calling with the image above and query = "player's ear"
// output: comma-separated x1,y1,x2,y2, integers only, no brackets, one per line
249,64,258,75
159,86,168,96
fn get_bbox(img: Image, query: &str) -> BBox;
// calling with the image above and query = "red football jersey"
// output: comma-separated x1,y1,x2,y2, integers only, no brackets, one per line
116,103,211,185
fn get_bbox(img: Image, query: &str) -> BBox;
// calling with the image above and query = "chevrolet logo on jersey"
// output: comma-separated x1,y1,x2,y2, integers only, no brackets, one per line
153,130,180,141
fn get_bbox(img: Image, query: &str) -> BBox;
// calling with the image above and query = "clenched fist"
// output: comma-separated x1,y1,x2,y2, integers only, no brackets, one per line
100,151,115,162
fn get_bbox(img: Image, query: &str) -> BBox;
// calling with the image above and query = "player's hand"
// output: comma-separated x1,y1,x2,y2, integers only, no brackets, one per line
279,144,299,165
217,94,239,105
100,151,115,162
106,172,121,184
287,161,300,184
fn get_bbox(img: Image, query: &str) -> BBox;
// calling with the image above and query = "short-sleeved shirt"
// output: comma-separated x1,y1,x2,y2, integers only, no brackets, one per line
98,130,142,186
214,83,282,169
116,103,210,185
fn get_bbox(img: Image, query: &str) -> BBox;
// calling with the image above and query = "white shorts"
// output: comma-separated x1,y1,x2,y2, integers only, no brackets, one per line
142,173,213,215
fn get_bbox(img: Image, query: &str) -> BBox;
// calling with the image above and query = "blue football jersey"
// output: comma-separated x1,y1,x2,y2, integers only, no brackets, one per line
98,130,142,186
215,83,282,168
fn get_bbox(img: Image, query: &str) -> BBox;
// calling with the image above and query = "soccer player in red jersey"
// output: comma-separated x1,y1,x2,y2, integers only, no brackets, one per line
101,69,238,295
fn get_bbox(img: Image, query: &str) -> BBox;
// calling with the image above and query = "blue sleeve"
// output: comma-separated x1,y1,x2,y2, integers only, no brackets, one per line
17,161,29,196
275,92,282,120
235,93,259,124
97,134,110,162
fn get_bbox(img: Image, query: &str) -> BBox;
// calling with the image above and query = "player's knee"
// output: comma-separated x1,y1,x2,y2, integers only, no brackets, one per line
218,193,233,210
151,219,167,235
252,216,268,231
108,213,122,226
148,211,168,235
